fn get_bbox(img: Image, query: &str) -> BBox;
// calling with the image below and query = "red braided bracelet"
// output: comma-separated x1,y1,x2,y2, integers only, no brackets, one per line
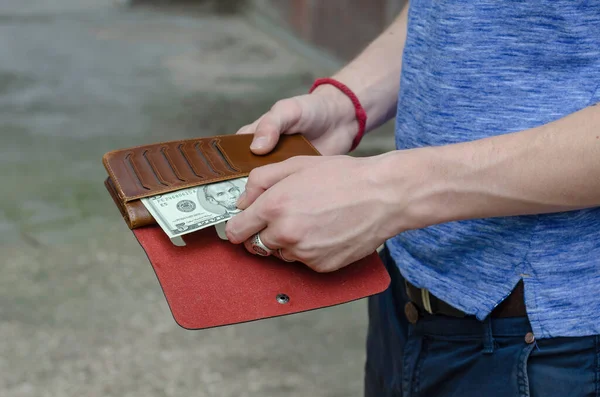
309,78,367,152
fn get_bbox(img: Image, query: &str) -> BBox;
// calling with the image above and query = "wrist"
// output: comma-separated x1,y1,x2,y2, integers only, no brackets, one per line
309,79,367,152
374,148,451,235
310,84,356,127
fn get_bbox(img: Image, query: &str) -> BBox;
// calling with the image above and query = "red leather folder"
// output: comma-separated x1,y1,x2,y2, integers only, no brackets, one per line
103,134,390,329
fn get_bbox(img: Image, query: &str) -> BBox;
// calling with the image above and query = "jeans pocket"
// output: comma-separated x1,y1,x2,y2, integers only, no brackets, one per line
527,335,598,397
415,335,535,397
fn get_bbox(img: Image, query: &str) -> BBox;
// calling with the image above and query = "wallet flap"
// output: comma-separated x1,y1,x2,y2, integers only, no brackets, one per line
133,225,391,329
103,134,319,203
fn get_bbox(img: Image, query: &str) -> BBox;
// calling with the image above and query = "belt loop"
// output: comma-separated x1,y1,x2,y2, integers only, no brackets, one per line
482,315,495,354
421,288,433,314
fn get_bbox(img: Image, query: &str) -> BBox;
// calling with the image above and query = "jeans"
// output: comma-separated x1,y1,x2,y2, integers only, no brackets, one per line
364,247,600,397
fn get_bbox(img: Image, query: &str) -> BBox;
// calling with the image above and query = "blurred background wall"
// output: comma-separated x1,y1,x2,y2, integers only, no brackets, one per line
250,0,407,61
135,0,408,62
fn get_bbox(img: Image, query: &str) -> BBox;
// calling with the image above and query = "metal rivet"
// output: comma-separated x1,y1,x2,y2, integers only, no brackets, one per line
276,294,290,304
404,302,419,324
525,332,535,344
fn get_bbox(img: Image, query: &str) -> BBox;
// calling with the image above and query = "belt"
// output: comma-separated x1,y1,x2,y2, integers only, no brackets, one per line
404,279,527,323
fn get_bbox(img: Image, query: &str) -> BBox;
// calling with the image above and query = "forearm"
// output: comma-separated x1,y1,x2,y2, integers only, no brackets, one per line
382,104,600,232
312,4,409,133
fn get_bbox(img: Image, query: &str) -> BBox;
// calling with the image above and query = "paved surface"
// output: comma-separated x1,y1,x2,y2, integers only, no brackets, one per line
0,1,395,397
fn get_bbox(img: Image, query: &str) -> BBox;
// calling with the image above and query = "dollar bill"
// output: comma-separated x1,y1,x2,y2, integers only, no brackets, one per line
141,177,248,239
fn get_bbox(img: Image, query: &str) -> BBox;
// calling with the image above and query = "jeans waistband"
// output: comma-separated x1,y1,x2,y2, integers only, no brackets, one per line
380,246,533,339
414,313,533,338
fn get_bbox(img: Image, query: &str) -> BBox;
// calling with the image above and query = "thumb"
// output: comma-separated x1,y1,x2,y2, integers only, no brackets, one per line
250,99,302,155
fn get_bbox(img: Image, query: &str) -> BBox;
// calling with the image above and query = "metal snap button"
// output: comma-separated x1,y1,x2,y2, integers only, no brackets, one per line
525,332,535,344
276,294,290,304
404,302,419,324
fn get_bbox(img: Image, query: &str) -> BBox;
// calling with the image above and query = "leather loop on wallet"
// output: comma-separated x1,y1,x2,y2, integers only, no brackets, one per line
102,134,320,229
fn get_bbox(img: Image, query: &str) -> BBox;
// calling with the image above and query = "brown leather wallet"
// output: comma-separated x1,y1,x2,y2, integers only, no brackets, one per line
103,134,321,229
102,134,391,329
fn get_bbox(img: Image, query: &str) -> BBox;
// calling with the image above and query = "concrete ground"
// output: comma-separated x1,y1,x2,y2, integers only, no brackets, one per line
0,1,395,396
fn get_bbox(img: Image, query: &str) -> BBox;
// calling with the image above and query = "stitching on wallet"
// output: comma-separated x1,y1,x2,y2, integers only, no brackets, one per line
143,150,169,187
125,203,137,229
194,141,220,176
103,156,124,198
211,138,241,172
177,143,204,178
161,147,185,182
125,153,152,191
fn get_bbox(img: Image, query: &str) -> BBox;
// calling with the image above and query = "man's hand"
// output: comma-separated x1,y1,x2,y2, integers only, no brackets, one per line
236,86,357,156
224,155,405,272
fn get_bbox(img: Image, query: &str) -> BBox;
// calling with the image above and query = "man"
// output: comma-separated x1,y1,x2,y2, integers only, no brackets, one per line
225,2,600,396
200,180,242,215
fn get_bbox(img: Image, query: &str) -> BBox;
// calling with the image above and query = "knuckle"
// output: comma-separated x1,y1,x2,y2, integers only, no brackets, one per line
246,168,259,183
236,124,251,134
225,225,241,244
275,219,301,245
295,249,342,273
256,114,278,134
312,259,337,274
270,99,289,113
306,257,328,273
284,156,302,166
285,155,313,167
276,229,300,246
261,197,285,219
294,248,317,265
226,231,239,244
271,98,302,120
247,168,266,189
312,265,329,274
263,190,294,218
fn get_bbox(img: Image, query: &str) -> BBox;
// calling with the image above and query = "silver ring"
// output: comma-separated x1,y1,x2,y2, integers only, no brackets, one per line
274,249,295,262
244,233,273,256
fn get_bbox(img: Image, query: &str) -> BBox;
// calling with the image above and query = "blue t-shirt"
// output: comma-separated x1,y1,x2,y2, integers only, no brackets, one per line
386,0,600,339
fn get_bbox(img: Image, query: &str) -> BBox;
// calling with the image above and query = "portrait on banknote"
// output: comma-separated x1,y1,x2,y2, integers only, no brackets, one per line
197,177,247,216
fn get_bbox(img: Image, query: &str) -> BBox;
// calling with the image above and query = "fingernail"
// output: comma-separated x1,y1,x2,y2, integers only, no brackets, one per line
250,136,267,150
236,191,247,207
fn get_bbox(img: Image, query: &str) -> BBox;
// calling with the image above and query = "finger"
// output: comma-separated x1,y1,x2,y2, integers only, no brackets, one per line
242,230,274,256
250,99,302,155
240,226,289,257
253,226,282,251
225,202,268,244
236,156,316,209
236,124,253,135
272,248,296,263
236,115,263,135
